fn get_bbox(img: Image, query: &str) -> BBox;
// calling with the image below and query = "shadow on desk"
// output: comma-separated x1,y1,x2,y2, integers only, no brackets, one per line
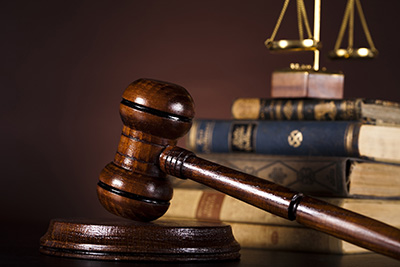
1,220,398,266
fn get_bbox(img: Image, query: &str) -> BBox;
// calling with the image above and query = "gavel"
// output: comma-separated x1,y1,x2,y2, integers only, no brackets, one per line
97,78,400,260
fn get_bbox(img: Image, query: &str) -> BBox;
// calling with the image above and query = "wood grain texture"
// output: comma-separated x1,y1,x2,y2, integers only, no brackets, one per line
271,70,344,99
40,218,240,261
97,79,195,221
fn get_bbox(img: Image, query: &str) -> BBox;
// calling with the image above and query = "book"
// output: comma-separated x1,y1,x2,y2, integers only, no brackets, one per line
171,154,400,198
186,119,400,164
165,188,400,227
164,216,377,254
231,98,400,126
165,189,400,254
227,221,399,254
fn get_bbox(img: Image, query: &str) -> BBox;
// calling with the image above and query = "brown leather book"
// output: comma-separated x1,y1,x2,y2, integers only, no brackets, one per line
172,154,400,198
231,98,400,126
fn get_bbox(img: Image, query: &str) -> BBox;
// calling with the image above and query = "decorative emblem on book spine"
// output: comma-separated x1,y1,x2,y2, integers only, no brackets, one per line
314,101,337,120
243,166,258,176
269,167,288,184
341,100,357,120
283,100,294,119
231,123,257,152
288,130,303,148
298,168,315,184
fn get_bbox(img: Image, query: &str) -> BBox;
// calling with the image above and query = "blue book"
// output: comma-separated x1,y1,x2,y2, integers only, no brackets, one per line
186,120,400,164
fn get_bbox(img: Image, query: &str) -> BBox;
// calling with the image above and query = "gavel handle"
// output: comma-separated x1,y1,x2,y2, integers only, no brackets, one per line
159,146,400,260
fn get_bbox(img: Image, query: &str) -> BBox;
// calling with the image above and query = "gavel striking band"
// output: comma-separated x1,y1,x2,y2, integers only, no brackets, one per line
97,78,400,260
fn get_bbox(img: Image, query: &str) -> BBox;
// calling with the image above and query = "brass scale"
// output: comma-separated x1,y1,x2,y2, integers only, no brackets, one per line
266,0,377,94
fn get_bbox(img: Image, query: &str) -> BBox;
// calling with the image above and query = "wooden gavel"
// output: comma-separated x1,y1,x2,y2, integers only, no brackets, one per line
97,78,400,260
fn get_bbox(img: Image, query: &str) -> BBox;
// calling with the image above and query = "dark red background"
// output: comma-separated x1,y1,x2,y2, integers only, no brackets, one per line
2,0,400,222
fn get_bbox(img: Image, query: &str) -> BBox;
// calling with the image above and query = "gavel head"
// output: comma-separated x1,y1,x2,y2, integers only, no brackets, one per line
97,78,195,221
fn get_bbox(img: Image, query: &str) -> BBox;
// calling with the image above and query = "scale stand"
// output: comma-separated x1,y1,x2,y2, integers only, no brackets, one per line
266,0,344,98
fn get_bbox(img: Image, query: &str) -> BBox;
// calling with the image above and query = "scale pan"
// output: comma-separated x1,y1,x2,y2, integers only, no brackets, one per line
328,48,378,59
265,39,321,52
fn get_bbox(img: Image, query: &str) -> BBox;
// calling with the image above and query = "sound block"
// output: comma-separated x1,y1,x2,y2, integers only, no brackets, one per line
40,218,241,262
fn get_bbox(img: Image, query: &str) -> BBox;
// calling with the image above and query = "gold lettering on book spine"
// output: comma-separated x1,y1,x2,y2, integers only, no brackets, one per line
232,125,253,151
195,121,215,153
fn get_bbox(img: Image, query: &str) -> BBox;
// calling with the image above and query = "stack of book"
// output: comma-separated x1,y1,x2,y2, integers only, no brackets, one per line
164,97,400,255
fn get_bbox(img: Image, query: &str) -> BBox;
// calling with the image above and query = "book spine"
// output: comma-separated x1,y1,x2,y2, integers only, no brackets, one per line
164,188,301,227
165,188,299,226
231,98,362,121
165,188,400,227
187,120,361,158
172,154,350,197
227,222,368,254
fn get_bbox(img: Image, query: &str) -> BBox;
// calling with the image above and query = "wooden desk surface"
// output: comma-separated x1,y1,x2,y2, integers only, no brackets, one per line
1,220,399,266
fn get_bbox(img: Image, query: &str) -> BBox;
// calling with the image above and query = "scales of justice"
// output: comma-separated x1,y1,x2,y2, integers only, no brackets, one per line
266,0,378,99
40,0,399,262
